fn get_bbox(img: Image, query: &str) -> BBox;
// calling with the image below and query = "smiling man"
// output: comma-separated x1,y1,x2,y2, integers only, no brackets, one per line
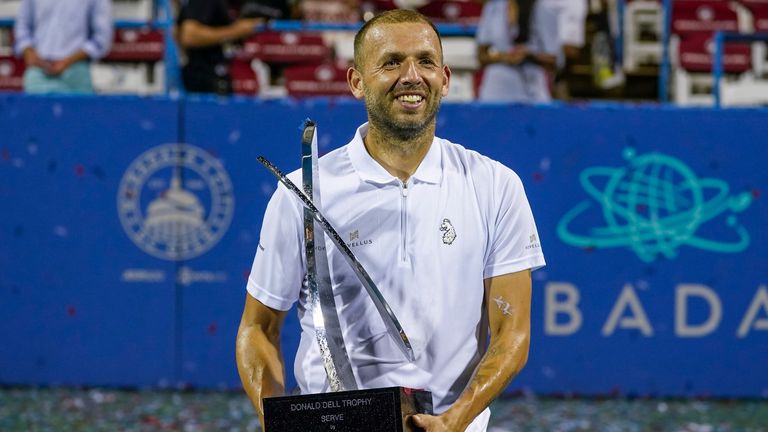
236,10,546,432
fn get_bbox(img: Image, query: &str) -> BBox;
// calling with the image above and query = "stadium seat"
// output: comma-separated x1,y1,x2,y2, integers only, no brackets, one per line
91,61,165,95
112,0,154,21
301,0,361,22
0,55,23,91
283,62,351,97
230,59,260,96
623,0,663,71
671,0,740,34
670,0,768,105
239,31,331,64
417,0,483,24
104,29,164,62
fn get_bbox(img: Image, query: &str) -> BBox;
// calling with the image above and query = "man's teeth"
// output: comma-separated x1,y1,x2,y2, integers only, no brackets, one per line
398,95,423,103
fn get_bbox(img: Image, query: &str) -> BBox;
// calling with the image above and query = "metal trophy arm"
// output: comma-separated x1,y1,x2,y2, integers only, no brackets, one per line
257,155,416,363
301,120,358,392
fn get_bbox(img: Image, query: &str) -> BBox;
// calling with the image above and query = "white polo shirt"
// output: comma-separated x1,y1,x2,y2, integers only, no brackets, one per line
247,124,545,431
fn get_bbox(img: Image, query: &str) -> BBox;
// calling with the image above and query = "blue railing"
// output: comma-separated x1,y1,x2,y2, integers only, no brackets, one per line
659,0,673,102
712,31,768,108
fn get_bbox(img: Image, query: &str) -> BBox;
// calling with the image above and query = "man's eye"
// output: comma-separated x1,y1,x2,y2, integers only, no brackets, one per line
383,60,399,68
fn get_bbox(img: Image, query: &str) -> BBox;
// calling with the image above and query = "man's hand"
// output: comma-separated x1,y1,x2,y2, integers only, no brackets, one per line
410,413,451,431
505,45,529,65
45,59,71,76
23,48,49,69
42,50,89,76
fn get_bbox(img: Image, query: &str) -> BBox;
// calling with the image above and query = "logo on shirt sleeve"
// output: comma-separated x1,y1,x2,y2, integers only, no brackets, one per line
440,218,456,245
525,233,541,250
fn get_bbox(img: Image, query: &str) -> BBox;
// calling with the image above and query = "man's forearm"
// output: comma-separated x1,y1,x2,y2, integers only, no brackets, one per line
440,331,529,430
236,325,286,426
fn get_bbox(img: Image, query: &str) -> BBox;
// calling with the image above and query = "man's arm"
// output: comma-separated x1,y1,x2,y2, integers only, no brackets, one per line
236,294,288,428
179,18,262,49
413,269,532,431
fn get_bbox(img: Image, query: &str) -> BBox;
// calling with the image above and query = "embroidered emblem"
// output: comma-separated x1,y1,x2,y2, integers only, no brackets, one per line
440,218,456,245
350,230,359,242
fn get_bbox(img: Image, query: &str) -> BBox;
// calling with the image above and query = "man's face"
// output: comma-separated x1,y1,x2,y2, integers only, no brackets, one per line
348,22,451,140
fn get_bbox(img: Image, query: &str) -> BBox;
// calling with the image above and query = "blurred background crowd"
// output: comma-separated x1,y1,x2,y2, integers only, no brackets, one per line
1,0,766,106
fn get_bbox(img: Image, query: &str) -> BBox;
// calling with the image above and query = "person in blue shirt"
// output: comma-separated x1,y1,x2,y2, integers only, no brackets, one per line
14,0,113,94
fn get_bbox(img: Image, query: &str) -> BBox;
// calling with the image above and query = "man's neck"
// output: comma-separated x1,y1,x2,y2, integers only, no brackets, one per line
363,123,435,183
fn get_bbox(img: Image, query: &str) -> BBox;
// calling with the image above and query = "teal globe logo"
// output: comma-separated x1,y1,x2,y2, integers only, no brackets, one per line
557,148,752,262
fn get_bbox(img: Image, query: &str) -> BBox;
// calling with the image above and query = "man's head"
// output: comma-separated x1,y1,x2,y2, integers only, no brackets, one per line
348,10,451,143
352,9,443,70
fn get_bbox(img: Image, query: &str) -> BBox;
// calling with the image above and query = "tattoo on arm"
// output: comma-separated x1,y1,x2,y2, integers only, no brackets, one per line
493,296,514,316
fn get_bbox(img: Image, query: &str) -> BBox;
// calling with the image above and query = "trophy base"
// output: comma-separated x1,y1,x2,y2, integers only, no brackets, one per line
263,386,434,431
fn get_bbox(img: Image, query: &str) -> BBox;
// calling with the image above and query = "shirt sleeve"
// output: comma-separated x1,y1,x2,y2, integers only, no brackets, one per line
83,0,114,59
13,0,34,55
483,163,546,279
180,0,217,23
246,182,306,311
475,0,498,46
533,3,561,56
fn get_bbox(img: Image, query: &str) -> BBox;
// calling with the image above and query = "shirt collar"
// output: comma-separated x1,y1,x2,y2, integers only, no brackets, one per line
348,123,442,185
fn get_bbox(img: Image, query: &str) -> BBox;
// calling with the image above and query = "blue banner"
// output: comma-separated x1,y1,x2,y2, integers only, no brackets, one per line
1,95,766,397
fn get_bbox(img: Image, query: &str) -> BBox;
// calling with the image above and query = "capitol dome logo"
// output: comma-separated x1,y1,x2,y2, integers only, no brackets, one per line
118,144,234,261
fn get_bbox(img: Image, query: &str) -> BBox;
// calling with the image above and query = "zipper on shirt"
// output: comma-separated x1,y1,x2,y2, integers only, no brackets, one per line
400,180,409,263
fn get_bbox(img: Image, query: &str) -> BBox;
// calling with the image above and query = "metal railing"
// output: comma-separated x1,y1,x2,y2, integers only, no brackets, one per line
712,30,768,108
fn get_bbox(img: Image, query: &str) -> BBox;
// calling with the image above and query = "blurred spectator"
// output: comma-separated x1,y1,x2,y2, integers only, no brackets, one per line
177,0,297,94
13,0,113,94
476,0,559,102
541,0,587,63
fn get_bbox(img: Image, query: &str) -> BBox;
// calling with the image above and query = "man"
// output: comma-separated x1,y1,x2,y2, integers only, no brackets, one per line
236,9,545,431
14,0,113,94
476,0,559,102
177,0,293,94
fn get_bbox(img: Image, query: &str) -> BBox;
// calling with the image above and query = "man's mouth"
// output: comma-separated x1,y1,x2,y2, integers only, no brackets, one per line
397,94,423,103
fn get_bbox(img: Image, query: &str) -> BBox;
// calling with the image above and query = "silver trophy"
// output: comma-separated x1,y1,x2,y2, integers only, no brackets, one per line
259,121,431,431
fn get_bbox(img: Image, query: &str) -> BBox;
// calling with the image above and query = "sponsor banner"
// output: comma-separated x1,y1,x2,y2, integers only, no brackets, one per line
0,95,765,396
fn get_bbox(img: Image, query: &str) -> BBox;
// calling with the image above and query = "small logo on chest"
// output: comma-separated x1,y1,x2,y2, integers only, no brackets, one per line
440,218,456,245
346,229,373,248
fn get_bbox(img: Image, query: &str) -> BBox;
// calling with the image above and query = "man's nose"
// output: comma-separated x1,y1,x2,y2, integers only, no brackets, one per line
400,60,423,85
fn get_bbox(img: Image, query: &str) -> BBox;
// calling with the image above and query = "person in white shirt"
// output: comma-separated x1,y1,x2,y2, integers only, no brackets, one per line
236,9,546,432
476,0,560,103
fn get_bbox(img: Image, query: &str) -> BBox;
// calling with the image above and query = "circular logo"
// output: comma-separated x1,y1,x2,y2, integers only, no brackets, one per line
117,144,235,261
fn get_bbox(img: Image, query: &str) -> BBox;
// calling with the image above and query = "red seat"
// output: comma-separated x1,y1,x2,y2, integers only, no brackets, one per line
678,33,752,72
283,63,351,97
0,56,25,91
368,0,399,12
104,29,164,62
417,0,483,24
739,0,768,31
230,59,260,95
239,31,330,64
301,0,360,22
672,0,739,35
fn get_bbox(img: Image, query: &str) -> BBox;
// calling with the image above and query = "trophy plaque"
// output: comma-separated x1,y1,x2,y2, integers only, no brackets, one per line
258,121,433,431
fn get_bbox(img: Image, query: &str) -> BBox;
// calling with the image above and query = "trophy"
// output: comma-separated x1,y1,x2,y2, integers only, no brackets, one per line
257,121,433,431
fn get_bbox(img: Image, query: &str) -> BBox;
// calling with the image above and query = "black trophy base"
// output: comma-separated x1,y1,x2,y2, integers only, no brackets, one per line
263,386,433,432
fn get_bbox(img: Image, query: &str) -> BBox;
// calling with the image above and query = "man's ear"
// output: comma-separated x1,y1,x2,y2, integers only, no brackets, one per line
441,64,451,97
347,67,365,99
